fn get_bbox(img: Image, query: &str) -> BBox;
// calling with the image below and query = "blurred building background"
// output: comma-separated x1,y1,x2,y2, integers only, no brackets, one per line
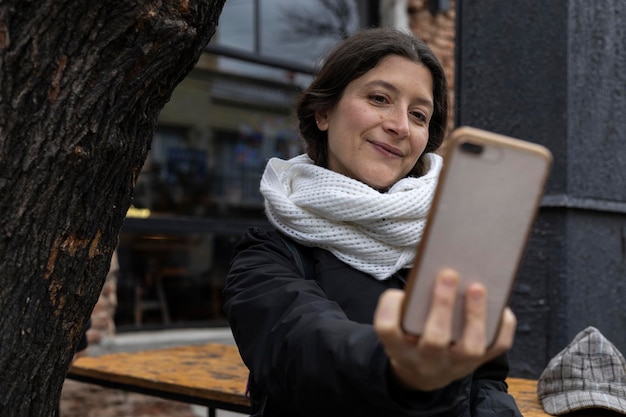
112,0,375,334
88,0,456,348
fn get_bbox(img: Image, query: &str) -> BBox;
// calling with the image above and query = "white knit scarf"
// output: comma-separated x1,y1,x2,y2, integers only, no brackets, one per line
260,153,443,280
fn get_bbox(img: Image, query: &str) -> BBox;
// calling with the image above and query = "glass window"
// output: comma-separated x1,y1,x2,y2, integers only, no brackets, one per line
115,0,377,331
211,0,367,83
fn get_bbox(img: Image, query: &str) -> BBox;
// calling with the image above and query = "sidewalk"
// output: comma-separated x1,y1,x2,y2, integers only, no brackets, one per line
60,380,197,417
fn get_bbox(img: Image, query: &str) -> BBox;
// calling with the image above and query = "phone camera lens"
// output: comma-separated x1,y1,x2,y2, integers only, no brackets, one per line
460,141,484,155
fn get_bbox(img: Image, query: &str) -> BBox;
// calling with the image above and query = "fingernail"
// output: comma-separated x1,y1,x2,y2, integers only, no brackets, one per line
468,285,486,301
439,270,458,287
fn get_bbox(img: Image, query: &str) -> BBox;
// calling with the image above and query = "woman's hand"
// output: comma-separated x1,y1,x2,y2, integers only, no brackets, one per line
374,269,516,391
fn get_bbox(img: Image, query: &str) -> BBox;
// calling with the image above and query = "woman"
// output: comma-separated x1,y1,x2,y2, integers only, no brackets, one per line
224,27,521,417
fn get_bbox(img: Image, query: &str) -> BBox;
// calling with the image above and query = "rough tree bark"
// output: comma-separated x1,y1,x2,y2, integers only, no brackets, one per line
0,1,226,415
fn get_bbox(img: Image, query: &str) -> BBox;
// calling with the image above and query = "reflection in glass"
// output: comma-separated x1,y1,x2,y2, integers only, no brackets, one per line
212,0,362,83
118,0,373,331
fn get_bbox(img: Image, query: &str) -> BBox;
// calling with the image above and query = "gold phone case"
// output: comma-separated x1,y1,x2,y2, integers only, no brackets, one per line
401,126,552,346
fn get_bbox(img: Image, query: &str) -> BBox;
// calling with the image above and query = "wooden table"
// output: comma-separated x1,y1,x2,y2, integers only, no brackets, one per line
508,377,551,417
67,343,251,417
67,342,561,417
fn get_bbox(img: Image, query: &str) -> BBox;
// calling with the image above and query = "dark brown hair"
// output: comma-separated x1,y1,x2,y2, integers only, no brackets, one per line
296,27,448,177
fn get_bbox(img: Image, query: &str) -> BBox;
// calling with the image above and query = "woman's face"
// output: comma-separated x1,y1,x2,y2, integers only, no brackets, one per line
316,55,434,190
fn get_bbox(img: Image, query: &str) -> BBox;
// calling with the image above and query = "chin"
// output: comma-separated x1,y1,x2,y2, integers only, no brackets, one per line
360,170,401,192
366,179,395,192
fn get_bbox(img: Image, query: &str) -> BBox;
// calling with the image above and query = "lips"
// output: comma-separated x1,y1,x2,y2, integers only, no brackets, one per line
369,140,404,157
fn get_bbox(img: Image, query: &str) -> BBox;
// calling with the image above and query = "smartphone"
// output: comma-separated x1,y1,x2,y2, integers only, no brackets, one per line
401,126,552,347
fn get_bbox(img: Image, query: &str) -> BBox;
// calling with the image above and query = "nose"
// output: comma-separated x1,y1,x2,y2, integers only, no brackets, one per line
382,107,410,139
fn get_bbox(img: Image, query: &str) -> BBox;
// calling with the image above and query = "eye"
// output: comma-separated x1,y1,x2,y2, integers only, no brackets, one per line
409,110,428,124
369,94,389,105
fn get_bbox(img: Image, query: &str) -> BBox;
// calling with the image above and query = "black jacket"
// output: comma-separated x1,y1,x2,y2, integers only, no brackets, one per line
224,228,522,417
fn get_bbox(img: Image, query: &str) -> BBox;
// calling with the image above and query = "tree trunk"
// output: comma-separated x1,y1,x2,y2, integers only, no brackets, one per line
0,1,226,415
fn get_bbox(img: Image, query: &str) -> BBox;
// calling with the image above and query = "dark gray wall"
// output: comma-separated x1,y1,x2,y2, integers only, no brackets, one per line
456,0,626,378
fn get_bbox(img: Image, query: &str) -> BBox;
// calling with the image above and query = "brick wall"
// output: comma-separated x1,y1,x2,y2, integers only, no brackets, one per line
85,251,118,350
408,0,457,132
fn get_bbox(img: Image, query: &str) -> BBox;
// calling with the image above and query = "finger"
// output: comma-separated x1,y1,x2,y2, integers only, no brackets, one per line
374,289,405,347
485,308,517,361
420,269,459,349
456,282,487,357
374,290,424,390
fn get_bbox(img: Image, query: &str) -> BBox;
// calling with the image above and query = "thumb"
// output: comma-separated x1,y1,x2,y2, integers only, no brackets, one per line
374,289,404,339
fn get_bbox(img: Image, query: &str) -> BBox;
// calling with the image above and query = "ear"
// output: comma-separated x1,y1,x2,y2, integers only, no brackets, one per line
315,110,329,131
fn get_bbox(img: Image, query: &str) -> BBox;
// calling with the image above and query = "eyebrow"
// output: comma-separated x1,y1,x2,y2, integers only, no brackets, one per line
364,79,434,110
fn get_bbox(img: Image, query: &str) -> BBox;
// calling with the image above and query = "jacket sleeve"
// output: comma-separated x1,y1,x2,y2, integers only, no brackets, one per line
470,354,523,417
224,228,466,417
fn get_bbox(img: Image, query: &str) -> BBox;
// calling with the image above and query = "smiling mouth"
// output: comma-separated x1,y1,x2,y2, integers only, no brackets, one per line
369,140,403,157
